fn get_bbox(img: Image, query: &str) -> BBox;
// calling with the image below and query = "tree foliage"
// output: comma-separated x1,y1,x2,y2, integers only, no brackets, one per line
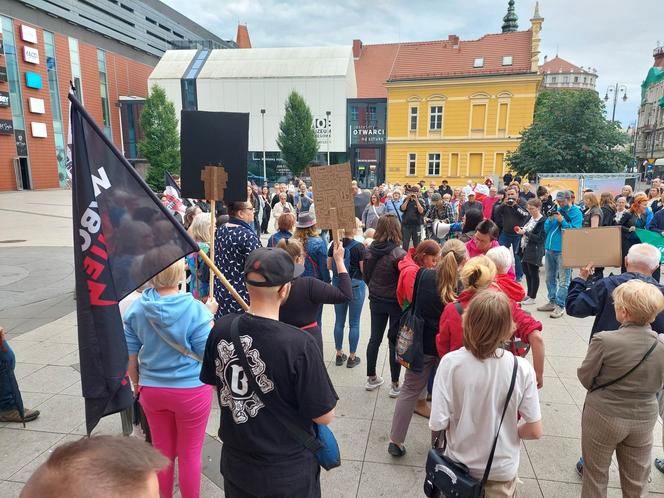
139,85,180,192
507,90,631,177
276,91,319,176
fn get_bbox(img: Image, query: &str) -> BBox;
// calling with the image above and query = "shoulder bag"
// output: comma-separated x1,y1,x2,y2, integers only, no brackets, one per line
590,338,659,392
230,317,341,471
424,355,518,498
396,269,425,372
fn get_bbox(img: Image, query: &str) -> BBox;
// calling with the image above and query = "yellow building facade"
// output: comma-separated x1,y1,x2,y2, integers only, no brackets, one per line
384,4,544,185
385,75,541,184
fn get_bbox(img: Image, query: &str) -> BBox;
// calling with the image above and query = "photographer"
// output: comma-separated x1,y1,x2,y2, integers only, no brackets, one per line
400,187,425,249
537,190,583,318
493,187,530,281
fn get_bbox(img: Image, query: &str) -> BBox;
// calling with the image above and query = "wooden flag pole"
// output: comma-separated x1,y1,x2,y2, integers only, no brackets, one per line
198,249,249,311
209,199,216,297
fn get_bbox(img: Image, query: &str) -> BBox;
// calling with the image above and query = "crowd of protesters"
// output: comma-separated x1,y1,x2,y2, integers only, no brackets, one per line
9,174,664,498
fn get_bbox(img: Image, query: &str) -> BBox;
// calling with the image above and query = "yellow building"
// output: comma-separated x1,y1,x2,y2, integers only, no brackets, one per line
385,4,543,185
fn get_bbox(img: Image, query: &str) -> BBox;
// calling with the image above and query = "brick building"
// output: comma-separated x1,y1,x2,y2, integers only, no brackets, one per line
0,0,233,191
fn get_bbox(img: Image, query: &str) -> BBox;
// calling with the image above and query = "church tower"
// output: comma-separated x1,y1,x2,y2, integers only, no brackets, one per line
502,0,519,32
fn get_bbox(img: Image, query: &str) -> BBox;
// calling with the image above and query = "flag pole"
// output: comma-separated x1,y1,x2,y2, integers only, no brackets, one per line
198,248,249,311
209,200,216,298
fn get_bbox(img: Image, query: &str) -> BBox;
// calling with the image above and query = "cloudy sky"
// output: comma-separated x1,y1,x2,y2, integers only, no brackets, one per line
164,0,663,127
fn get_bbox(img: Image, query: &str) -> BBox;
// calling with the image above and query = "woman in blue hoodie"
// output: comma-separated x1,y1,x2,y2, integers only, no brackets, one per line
124,251,216,498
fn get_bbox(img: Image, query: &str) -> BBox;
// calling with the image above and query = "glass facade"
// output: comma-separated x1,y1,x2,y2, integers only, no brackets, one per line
97,49,112,138
44,31,68,187
68,37,83,102
180,49,210,111
1,16,25,132
120,100,145,161
347,99,387,187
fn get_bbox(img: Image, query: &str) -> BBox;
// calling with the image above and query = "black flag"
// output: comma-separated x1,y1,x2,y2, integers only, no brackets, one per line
70,93,200,434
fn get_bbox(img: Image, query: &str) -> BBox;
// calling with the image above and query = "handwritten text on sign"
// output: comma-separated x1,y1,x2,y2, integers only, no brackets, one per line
310,163,356,231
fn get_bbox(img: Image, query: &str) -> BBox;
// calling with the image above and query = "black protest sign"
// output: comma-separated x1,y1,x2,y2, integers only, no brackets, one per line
180,110,249,202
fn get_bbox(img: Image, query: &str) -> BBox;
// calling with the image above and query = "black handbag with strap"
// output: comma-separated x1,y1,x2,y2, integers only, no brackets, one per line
424,355,518,498
396,268,425,372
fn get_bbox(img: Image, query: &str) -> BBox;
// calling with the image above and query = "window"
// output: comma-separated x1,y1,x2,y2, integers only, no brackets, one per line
97,49,112,139
429,105,443,130
368,105,376,122
471,104,486,136
583,77,587,84
350,105,358,122
551,76,557,83
427,153,441,176
497,102,509,136
563,75,569,83
1,16,25,131
408,153,416,176
469,153,482,176
450,153,459,176
473,57,484,68
68,37,83,103
44,31,67,186
181,79,197,111
145,16,156,24
574,76,579,83
409,106,418,131
502,55,513,66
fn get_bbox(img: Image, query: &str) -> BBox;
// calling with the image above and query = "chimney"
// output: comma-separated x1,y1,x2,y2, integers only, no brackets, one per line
654,46,664,69
448,34,459,48
352,39,363,59
236,24,251,49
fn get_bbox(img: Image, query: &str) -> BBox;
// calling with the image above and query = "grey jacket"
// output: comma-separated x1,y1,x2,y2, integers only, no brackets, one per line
362,203,386,230
578,324,664,420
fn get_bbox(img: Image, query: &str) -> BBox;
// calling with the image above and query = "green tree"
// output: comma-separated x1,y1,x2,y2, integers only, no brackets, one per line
507,90,631,177
276,91,319,176
139,85,180,192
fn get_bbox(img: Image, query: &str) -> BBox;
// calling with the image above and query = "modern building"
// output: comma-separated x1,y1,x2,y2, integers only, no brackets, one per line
539,55,597,91
635,45,664,173
382,4,544,185
0,0,234,191
349,40,398,187
149,46,357,181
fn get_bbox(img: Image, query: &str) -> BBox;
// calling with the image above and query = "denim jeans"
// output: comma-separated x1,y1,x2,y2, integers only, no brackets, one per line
0,342,17,411
499,232,523,280
545,250,571,307
333,279,366,354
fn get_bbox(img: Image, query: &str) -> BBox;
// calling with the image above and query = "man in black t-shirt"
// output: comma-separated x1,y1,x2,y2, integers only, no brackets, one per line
201,248,337,498
400,187,425,249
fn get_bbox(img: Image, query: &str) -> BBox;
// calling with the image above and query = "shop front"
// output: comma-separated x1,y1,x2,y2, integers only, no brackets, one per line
347,98,386,188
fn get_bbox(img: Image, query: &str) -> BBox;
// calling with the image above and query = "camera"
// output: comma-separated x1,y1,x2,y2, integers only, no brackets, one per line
506,198,515,206
547,205,559,217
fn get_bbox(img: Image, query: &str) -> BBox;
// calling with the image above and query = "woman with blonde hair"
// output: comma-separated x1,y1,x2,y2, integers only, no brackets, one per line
437,255,544,388
582,192,602,228
124,253,217,498
430,291,543,497
578,280,664,497
185,213,211,301
388,240,468,457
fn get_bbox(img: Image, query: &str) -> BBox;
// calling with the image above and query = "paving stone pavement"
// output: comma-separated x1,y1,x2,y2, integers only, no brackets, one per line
1,189,663,497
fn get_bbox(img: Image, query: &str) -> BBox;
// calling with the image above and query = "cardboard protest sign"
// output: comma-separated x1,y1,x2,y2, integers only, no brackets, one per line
180,110,249,201
562,226,622,268
310,163,356,230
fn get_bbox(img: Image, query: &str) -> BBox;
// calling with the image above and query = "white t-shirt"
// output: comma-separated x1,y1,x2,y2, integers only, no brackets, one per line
429,348,541,481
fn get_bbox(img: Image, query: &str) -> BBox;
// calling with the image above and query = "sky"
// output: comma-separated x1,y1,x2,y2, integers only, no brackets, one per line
163,0,664,128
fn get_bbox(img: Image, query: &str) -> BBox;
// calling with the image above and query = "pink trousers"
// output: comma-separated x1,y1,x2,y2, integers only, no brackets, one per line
140,385,213,498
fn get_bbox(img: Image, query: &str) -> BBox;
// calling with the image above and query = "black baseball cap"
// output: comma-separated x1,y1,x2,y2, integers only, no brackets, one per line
244,248,304,287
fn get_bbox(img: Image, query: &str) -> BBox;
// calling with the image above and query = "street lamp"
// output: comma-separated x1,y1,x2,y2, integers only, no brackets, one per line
260,108,266,185
326,110,331,165
604,83,628,123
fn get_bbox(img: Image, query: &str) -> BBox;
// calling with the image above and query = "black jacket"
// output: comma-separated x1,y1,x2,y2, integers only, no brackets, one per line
649,208,664,234
413,269,446,356
600,205,616,227
566,272,664,339
494,200,530,235
363,241,406,302
521,217,546,266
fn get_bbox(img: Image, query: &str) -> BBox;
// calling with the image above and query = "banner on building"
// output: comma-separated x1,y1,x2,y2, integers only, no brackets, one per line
539,177,580,198
69,92,200,434
180,110,249,201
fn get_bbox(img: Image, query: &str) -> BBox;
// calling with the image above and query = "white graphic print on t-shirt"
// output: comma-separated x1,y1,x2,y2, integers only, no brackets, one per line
214,335,275,424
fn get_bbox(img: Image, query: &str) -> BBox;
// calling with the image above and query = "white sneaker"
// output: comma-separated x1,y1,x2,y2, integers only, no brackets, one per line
550,305,565,319
365,376,385,391
389,383,401,398
521,297,536,306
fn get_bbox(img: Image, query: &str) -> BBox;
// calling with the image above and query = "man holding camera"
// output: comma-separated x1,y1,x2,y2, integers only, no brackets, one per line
400,187,425,249
493,187,530,281
537,190,583,318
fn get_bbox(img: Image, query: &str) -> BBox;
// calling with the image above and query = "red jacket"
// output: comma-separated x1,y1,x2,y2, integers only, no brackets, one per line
436,284,541,358
494,273,526,302
396,248,419,309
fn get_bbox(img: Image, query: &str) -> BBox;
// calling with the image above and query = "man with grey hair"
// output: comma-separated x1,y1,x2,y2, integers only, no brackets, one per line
565,242,664,477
